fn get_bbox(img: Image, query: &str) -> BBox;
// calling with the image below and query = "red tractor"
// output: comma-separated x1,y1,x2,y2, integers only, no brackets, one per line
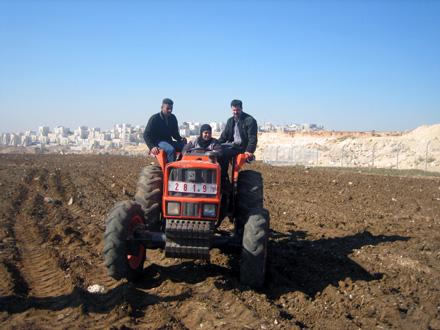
103,149,269,288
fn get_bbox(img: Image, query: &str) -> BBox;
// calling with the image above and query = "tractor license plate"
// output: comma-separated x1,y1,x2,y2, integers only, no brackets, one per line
168,181,217,194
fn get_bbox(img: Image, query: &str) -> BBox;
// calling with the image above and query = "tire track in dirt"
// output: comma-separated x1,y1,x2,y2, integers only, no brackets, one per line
0,199,17,298
128,251,293,329
0,181,31,298
12,182,74,299
47,166,124,294
0,262,17,297
2,166,76,301
56,162,140,291
14,222,73,298
0,165,101,328
41,166,120,294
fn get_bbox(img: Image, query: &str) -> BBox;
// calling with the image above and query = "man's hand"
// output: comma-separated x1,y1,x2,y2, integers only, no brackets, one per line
151,147,160,155
181,137,187,144
245,151,255,161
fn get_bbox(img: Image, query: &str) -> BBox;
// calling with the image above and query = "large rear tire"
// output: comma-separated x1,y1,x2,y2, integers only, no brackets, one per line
134,164,163,231
236,170,263,226
240,208,270,288
103,201,146,281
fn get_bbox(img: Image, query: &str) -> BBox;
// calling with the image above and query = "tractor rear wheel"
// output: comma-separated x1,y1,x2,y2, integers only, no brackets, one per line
236,170,263,227
103,201,146,281
240,208,270,288
134,164,163,231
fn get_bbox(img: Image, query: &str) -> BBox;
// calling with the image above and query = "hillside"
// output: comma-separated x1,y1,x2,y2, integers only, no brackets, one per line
257,124,440,172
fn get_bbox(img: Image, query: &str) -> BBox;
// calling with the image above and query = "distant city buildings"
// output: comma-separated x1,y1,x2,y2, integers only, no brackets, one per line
1,121,324,151
259,122,323,133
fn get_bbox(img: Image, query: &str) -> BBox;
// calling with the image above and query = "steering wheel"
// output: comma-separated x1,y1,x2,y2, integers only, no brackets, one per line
185,147,214,153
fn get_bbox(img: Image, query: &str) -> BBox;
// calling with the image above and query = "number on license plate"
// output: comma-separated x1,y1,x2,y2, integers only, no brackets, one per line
168,181,217,194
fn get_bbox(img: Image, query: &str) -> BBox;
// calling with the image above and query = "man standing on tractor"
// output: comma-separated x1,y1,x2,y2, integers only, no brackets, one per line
218,99,258,180
143,98,187,162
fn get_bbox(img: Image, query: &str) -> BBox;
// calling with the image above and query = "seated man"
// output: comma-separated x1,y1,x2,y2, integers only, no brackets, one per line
218,99,258,180
143,98,187,162
182,124,222,155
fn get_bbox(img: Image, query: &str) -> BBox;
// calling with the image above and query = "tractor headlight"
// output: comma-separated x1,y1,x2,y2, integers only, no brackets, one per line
166,202,181,216
202,203,217,218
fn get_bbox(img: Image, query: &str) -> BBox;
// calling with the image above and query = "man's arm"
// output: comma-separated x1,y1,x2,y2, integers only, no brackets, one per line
245,117,258,154
170,115,187,143
218,118,232,144
143,115,157,150
211,139,223,155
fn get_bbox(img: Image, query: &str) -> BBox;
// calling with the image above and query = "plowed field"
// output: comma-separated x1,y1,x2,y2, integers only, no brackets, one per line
0,154,439,330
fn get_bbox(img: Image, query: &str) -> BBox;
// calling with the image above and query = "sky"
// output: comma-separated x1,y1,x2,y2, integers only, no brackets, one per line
0,0,439,134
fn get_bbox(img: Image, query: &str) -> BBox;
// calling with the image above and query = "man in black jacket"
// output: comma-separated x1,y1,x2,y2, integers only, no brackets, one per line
143,98,187,162
218,99,258,179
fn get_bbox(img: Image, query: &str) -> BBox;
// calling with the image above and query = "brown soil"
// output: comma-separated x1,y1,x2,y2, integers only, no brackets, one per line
0,154,439,330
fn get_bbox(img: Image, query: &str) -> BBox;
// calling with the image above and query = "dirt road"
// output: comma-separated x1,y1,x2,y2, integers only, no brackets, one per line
0,154,439,329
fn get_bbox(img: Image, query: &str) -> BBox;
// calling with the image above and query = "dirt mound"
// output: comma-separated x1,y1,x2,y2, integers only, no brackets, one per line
256,124,440,172
0,154,439,329
404,123,440,140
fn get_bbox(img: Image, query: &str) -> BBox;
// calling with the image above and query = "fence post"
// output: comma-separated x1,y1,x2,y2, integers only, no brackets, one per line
372,142,377,167
425,141,431,172
396,142,401,170
341,145,345,167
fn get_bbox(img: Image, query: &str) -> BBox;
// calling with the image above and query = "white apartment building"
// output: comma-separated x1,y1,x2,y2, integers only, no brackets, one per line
74,126,89,139
38,126,50,137
210,121,225,133
54,126,70,137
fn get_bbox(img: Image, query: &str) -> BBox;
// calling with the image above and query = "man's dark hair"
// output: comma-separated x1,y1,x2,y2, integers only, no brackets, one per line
162,98,174,105
230,99,242,108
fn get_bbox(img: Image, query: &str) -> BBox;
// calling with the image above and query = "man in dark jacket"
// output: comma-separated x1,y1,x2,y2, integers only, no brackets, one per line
218,99,258,179
143,98,187,162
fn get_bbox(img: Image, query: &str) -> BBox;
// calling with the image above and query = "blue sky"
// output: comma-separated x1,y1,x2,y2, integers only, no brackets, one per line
1,0,439,134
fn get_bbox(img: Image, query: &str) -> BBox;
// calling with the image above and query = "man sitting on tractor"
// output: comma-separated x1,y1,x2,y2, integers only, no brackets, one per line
143,98,187,162
182,124,222,155
218,99,258,180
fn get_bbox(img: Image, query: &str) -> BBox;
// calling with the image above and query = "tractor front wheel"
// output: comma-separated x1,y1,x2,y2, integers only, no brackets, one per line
240,208,270,288
103,201,146,281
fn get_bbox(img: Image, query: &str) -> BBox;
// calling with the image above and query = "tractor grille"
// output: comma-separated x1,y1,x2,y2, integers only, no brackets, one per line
165,219,215,260
182,202,200,217
169,167,217,198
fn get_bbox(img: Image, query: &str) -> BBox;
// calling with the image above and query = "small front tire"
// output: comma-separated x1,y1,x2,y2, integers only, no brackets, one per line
103,201,146,281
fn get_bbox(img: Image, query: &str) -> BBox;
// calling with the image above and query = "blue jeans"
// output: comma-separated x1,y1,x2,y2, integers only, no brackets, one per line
158,141,185,162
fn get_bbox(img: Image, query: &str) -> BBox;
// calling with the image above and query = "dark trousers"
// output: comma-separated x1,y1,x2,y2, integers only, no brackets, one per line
220,143,246,180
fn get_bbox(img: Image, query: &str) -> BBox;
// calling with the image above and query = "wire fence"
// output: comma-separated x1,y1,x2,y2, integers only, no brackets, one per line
262,140,440,172
262,147,320,166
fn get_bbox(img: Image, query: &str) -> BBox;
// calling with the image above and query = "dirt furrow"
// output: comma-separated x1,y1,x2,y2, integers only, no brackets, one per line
0,261,20,297
5,169,74,299
14,219,73,298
